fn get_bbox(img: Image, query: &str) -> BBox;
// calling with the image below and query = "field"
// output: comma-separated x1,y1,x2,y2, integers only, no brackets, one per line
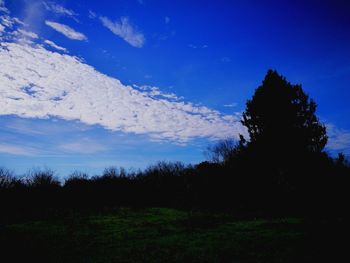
0,208,346,262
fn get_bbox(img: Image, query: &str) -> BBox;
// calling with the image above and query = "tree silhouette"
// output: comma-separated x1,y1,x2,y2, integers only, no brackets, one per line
242,70,327,157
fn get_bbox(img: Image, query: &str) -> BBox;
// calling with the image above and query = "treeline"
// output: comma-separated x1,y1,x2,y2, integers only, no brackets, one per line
1,153,349,223
1,70,350,222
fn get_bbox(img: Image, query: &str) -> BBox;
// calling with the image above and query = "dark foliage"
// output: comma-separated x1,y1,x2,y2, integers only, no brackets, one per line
242,69,327,154
1,70,349,224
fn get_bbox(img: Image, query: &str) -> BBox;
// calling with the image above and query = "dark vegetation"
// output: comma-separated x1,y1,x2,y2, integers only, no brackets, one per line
1,70,349,261
2,208,347,263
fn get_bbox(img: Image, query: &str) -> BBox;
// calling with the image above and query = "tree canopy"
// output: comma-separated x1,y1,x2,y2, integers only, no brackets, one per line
242,70,328,156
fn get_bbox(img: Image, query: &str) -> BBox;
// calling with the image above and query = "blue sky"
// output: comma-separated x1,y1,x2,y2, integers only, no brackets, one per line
1,0,350,177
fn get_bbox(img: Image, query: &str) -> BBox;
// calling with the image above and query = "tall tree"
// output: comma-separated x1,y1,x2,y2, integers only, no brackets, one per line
242,70,327,157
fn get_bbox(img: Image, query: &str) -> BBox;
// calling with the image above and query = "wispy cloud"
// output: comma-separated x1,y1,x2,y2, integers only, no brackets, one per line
0,15,14,28
59,138,108,154
45,20,87,41
3,119,47,135
15,29,39,39
44,39,67,52
326,124,350,152
188,44,208,49
0,41,245,143
88,10,97,19
0,14,25,38
223,103,238,108
100,16,145,48
0,0,9,14
2,117,93,137
0,143,38,156
165,16,170,24
43,1,78,22
133,85,183,101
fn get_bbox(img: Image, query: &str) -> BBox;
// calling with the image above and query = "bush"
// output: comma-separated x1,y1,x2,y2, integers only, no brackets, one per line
25,168,61,189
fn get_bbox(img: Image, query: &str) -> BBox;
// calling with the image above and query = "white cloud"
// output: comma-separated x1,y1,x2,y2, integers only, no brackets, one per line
0,15,26,31
3,117,92,136
59,138,107,154
45,21,87,41
188,44,208,49
13,17,25,26
133,85,183,101
0,143,37,156
100,16,145,48
88,10,96,19
0,41,246,143
44,39,67,52
326,124,350,152
0,14,14,28
0,15,26,36
43,1,78,22
0,0,9,14
223,103,238,108
10,29,38,45
16,29,39,39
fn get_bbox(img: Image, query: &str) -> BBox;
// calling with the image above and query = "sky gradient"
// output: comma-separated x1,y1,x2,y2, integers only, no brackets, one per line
1,0,350,177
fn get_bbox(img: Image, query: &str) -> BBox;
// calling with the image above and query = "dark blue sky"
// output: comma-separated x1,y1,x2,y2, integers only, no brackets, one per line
1,0,349,176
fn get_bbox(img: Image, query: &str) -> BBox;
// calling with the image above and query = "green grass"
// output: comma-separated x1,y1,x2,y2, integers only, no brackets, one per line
0,208,322,262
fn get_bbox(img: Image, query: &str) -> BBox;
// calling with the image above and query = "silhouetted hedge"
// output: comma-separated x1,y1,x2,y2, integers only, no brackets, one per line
1,70,349,223
1,153,349,224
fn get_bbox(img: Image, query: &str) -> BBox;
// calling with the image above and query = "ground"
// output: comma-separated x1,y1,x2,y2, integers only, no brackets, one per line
0,208,345,262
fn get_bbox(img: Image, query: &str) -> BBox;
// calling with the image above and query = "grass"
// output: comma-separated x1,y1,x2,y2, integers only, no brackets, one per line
0,208,343,262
